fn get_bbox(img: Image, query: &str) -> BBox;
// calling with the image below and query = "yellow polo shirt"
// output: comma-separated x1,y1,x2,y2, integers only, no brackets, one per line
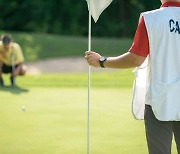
0,41,24,66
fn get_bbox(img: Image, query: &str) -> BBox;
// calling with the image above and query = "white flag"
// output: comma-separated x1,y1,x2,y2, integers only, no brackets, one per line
86,0,113,22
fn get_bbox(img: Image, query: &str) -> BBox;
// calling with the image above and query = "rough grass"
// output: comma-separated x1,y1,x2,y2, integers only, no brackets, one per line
0,31,132,62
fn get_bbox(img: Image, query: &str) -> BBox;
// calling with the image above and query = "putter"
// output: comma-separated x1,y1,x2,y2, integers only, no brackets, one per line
11,48,16,87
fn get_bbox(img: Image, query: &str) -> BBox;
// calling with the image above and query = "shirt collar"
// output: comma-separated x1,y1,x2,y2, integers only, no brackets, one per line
161,1,180,7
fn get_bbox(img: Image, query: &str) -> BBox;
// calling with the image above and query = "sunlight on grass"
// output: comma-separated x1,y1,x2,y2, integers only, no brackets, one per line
0,71,178,154
1,69,134,88
0,87,146,154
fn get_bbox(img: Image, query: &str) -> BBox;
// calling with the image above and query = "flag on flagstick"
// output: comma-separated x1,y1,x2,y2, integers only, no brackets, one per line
86,0,112,23
85,0,113,154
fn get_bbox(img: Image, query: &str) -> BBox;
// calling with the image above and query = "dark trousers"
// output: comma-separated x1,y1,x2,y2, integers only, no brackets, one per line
144,105,180,154
2,63,18,74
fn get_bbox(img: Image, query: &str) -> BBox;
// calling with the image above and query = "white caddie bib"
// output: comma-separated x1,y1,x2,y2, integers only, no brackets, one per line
131,58,149,120
132,7,180,121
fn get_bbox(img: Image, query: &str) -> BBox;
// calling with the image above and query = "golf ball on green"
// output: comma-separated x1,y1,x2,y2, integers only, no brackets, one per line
22,106,26,111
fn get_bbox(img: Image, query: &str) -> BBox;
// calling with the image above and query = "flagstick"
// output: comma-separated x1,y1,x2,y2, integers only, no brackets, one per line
87,8,92,154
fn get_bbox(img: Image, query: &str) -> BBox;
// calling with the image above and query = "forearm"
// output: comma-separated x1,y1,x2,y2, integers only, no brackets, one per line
13,62,23,76
16,63,23,70
85,51,146,69
104,52,146,69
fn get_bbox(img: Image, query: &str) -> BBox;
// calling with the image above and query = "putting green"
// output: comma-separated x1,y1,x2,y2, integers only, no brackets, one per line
0,69,177,154
0,87,177,154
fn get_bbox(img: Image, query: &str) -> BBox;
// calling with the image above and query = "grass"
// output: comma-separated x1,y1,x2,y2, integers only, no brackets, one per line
0,31,132,62
0,70,177,154
2,69,134,88
0,87,147,154
0,32,177,153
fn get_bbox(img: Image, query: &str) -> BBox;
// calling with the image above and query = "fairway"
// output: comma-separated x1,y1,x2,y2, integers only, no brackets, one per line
0,72,177,154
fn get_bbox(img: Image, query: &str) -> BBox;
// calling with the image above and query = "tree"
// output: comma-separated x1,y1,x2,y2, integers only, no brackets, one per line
0,0,161,37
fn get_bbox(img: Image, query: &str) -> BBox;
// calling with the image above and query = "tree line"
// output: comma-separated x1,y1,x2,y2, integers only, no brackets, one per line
0,0,161,37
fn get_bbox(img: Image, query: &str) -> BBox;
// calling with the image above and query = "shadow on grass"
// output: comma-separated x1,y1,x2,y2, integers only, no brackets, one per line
0,85,29,94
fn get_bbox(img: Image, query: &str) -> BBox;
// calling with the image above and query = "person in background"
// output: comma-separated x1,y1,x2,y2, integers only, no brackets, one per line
0,34,26,86
85,0,180,153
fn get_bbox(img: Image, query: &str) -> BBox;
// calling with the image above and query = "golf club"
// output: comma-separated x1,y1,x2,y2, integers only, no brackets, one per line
11,47,16,87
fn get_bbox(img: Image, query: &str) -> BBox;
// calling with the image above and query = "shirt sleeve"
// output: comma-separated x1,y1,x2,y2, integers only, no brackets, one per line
128,16,149,57
14,43,24,63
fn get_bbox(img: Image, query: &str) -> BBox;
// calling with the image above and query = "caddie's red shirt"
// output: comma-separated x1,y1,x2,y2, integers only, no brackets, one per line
129,1,180,57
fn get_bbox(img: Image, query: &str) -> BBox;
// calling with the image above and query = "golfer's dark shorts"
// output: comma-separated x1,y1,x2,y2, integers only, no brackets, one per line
2,63,18,73
144,105,180,154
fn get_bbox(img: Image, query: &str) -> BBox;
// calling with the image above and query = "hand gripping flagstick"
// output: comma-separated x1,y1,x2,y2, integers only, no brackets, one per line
86,0,112,153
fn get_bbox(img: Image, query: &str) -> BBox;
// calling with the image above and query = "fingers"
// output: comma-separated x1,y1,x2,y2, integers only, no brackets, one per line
85,51,93,56
84,51,92,60
84,51,100,67
84,53,88,60
86,57,93,66
85,51,90,55
85,51,92,65
85,51,94,59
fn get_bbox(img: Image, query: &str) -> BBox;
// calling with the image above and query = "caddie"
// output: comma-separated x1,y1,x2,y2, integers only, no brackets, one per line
85,0,180,153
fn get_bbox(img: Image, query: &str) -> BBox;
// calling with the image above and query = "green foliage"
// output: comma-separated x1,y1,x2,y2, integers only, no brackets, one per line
0,0,161,37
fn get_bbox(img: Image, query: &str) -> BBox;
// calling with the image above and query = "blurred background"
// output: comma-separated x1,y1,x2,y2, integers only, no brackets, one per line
0,0,161,62
0,0,160,36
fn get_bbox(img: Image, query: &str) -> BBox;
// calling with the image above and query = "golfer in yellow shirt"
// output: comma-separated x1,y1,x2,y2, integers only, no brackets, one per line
0,34,26,86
